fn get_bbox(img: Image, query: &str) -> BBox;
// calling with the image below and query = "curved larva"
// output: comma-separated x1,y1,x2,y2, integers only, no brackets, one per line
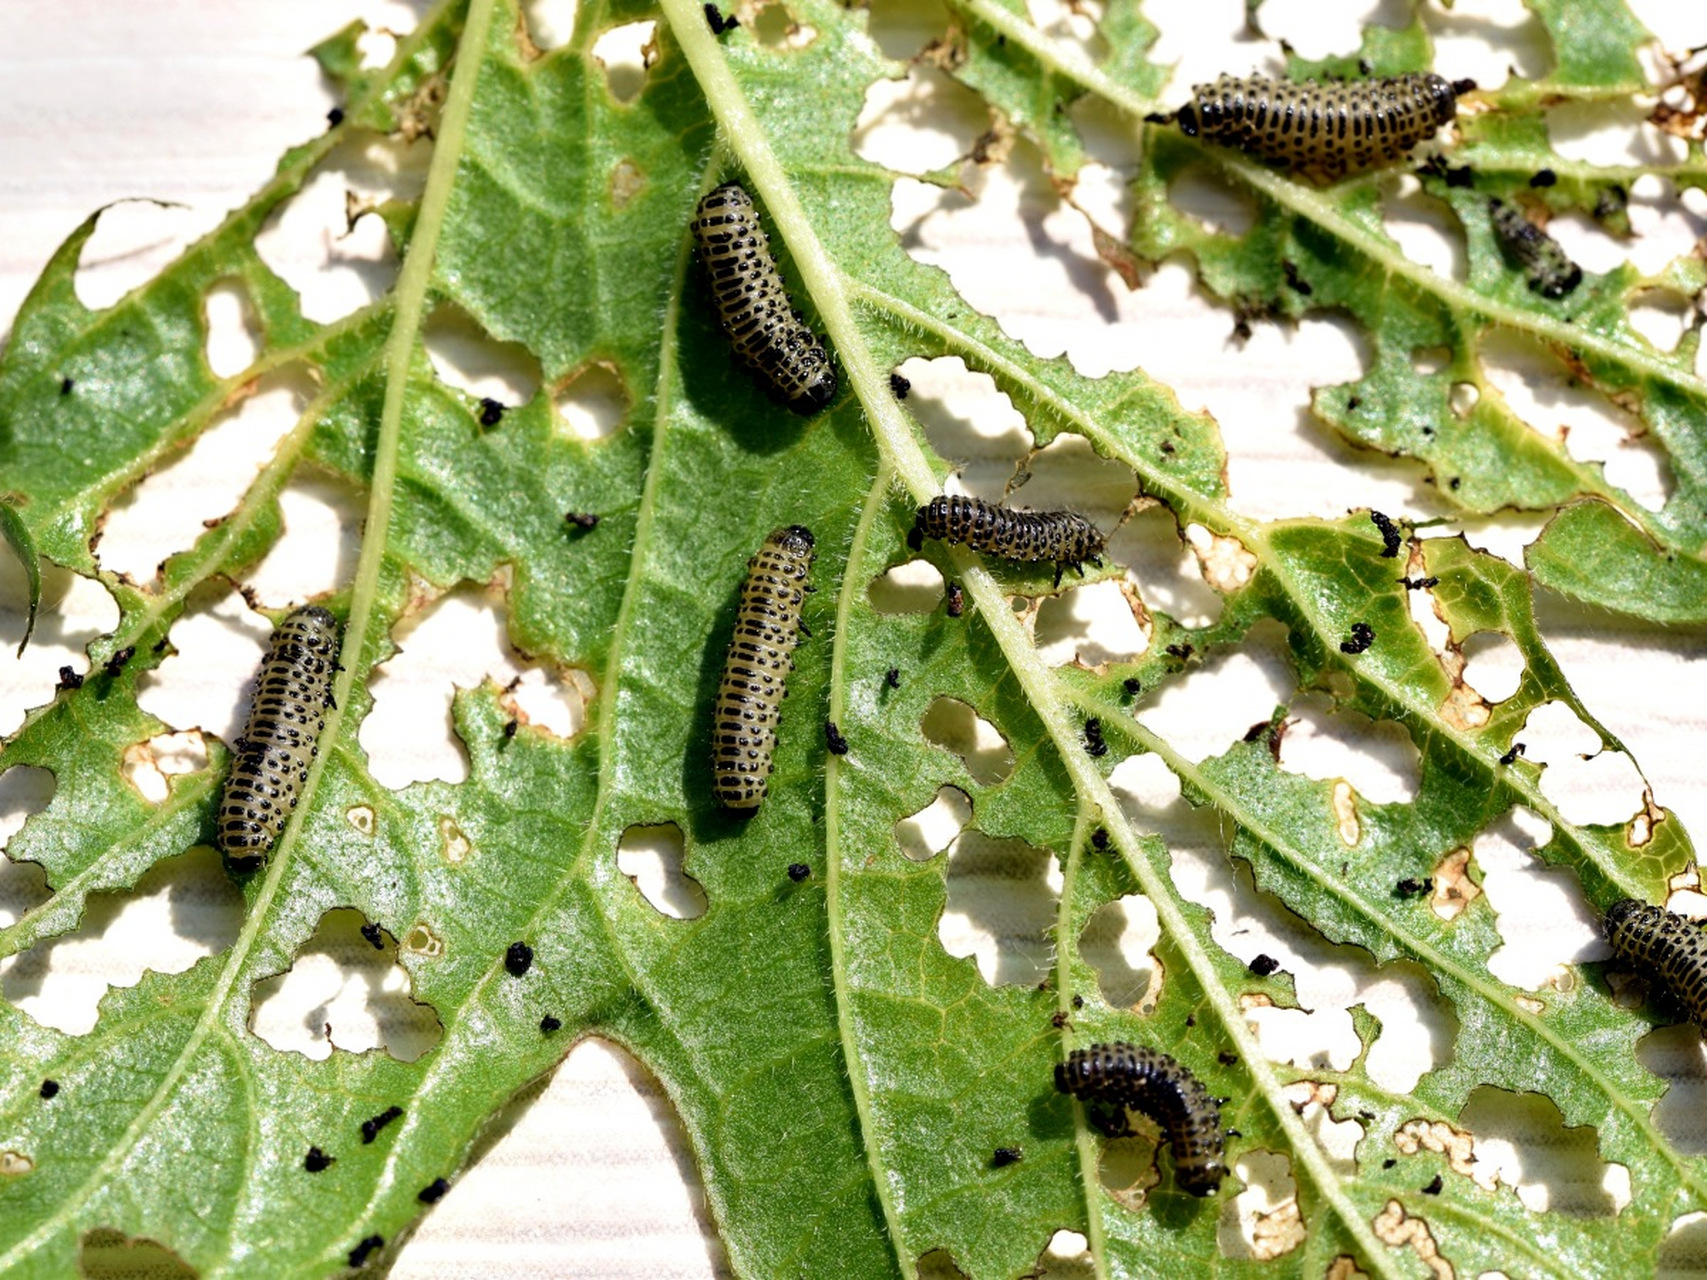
1178,73,1468,182
691,182,837,415
218,605,341,868
1488,198,1582,300
1056,1041,1227,1195
712,526,816,810
908,495,1105,588
1605,900,1707,1027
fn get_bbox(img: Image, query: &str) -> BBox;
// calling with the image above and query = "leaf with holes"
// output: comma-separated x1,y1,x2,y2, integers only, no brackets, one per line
1,1,1703,1277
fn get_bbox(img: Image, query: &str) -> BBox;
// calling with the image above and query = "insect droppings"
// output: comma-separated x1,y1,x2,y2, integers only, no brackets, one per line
1083,718,1108,758
1091,827,1109,851
825,720,849,756
504,941,534,977
1055,1042,1227,1195
910,495,1105,588
1604,899,1707,1027
1249,954,1280,977
991,1147,1023,1168
787,862,811,882
565,511,601,530
691,182,836,414
703,2,738,33
540,1014,562,1033
1340,622,1374,655
38,1080,58,1100
1529,168,1557,188
889,372,911,399
712,525,815,810
304,1147,334,1173
217,606,340,869
1122,677,1141,697
883,667,901,690
1370,511,1402,558
1488,198,1582,299
348,1235,383,1268
1499,742,1527,765
1396,877,1434,898
56,666,82,692
1422,1174,1444,1195
326,106,345,128
944,581,965,618
361,1106,404,1144
418,1178,450,1204
1177,72,1471,182
104,646,135,678
1400,575,1439,590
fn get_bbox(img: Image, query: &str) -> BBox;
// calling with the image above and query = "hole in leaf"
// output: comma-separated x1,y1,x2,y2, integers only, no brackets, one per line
939,828,1061,986
591,21,657,104
422,302,542,407
245,467,364,608
1459,1086,1629,1215
854,67,989,175
362,584,589,789
137,588,275,744
4,845,243,1035
1630,289,1692,353
1098,1131,1161,1212
751,2,816,49
121,731,210,804
74,201,222,311
1006,432,1135,527
1459,631,1525,703
254,134,429,323
915,1247,971,1280
1411,346,1451,378
616,823,706,920
552,361,631,441
1134,621,1292,764
1639,1025,1707,1155
203,278,262,378
1420,0,1548,90
520,0,580,51
1519,701,1647,827
920,697,1014,786
864,0,951,60
392,1037,730,1276
1107,506,1222,628
894,785,971,862
1039,1229,1093,1276
0,576,121,737
867,558,945,614
1283,1080,1362,1177
1034,579,1149,670
1277,695,1421,806
1078,894,1159,1009
1547,100,1687,168
79,1228,197,1280
1218,1150,1304,1261
1257,0,1409,59
895,356,1032,499
98,371,315,587
1546,179,1707,277
1660,1210,1707,1275
0,766,54,938
1380,174,1466,281
250,907,442,1062
1473,806,1607,990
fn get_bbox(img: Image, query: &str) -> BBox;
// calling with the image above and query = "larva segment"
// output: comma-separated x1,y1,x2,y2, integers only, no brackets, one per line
1605,899,1707,1028
217,605,341,868
1056,1041,1227,1195
1488,198,1583,299
1179,73,1466,182
908,494,1105,588
691,182,837,415
712,525,816,810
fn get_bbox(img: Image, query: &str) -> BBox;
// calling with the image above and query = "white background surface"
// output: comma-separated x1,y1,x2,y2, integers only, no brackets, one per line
3,0,1707,1275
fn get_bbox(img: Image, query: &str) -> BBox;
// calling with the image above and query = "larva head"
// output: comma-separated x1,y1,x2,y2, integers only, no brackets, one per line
1604,898,1653,947
1426,72,1472,124
294,604,338,628
773,525,815,557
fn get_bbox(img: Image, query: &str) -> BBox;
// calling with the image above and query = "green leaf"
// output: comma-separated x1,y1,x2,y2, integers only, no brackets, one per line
2,0,1703,1276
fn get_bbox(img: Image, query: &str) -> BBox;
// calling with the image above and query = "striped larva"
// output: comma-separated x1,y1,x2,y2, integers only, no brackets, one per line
711,525,815,810
1056,1042,1227,1195
691,182,837,414
217,605,340,868
908,495,1105,588
1488,198,1582,299
1604,899,1707,1028
1176,72,1472,182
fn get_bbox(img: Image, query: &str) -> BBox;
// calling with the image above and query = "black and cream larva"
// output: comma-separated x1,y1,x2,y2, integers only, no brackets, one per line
1056,1042,1227,1195
691,182,837,414
712,525,816,810
909,495,1105,588
1605,899,1707,1027
1488,198,1583,300
1176,72,1472,183
217,605,340,868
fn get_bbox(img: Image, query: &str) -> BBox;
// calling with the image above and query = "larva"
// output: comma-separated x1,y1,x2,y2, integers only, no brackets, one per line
1604,900,1707,1027
691,182,837,414
712,525,815,810
1177,73,1472,182
1488,198,1582,299
1056,1042,1227,1195
217,605,340,868
908,495,1105,588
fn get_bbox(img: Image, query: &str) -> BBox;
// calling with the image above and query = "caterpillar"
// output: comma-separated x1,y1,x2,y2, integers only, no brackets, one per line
1176,73,1472,182
712,525,816,810
691,182,837,414
1488,198,1582,300
908,495,1105,588
1604,899,1707,1027
217,605,340,868
1056,1042,1227,1195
